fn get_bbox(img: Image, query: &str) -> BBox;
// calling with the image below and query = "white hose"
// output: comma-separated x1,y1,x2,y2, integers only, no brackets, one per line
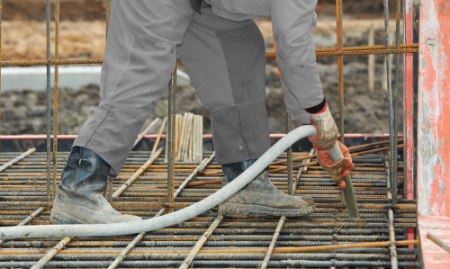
0,125,317,240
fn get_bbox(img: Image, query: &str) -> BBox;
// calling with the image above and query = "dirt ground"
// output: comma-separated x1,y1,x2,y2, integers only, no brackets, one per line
2,0,390,21
1,1,401,135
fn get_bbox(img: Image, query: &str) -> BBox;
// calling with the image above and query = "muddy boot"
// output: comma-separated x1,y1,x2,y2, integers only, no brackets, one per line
50,146,141,224
219,160,315,217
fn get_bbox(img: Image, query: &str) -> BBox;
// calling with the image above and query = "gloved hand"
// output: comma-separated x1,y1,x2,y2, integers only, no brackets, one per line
308,104,353,189
190,0,202,13
315,141,354,190
308,104,339,150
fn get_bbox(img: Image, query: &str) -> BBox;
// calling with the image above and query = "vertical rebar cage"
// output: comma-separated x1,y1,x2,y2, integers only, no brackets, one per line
0,1,421,268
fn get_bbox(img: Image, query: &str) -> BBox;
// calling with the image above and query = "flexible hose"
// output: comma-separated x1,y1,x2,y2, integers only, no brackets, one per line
0,125,316,240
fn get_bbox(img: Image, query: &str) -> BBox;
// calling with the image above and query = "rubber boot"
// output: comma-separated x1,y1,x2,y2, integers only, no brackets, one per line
50,146,141,224
219,160,315,217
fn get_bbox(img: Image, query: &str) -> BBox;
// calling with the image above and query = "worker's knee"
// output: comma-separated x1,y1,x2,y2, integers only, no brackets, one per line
215,22,266,103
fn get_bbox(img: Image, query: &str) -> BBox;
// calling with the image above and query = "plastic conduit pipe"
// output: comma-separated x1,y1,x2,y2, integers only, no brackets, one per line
0,125,353,240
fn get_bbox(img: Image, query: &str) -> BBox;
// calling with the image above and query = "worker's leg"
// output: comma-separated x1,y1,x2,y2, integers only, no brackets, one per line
74,0,193,173
178,8,270,165
208,0,350,188
51,0,195,224
178,7,314,217
272,1,351,183
271,0,324,122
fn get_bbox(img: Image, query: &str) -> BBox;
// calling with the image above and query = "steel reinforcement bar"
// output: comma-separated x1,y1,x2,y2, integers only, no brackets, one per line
0,44,418,67
0,145,418,268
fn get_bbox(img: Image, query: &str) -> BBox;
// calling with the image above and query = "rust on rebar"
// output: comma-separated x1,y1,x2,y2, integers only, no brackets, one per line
0,45,418,67
179,214,224,269
107,153,215,269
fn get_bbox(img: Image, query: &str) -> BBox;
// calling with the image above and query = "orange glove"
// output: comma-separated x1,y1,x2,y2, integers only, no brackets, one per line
314,141,354,190
307,104,353,189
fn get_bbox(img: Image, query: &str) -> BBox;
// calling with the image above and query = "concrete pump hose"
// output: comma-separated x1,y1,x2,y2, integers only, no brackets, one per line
0,125,317,240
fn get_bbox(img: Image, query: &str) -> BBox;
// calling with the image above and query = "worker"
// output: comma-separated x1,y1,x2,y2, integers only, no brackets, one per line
50,0,353,224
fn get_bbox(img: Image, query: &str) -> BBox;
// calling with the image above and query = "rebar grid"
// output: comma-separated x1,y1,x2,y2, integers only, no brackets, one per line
0,0,420,268
0,147,418,268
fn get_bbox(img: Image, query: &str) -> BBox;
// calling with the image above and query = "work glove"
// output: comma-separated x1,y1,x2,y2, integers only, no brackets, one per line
308,104,339,150
315,141,354,190
308,104,353,189
190,0,202,13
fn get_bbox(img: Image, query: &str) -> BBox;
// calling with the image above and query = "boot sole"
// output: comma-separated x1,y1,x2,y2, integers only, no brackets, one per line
50,209,87,225
219,202,315,217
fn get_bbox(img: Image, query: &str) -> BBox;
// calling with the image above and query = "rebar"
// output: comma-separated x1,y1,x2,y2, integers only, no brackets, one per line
51,0,61,198
0,206,44,245
0,148,418,268
179,214,224,269
336,0,345,142
0,0,421,265
30,236,72,269
132,118,160,148
0,147,36,172
167,68,177,211
392,0,403,202
260,216,286,269
0,45,418,68
260,149,316,269
384,0,399,204
103,0,111,38
45,0,52,202
107,153,215,269
285,113,293,194
112,148,163,198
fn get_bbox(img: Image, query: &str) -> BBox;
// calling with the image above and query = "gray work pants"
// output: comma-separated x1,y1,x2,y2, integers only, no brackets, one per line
74,0,323,174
